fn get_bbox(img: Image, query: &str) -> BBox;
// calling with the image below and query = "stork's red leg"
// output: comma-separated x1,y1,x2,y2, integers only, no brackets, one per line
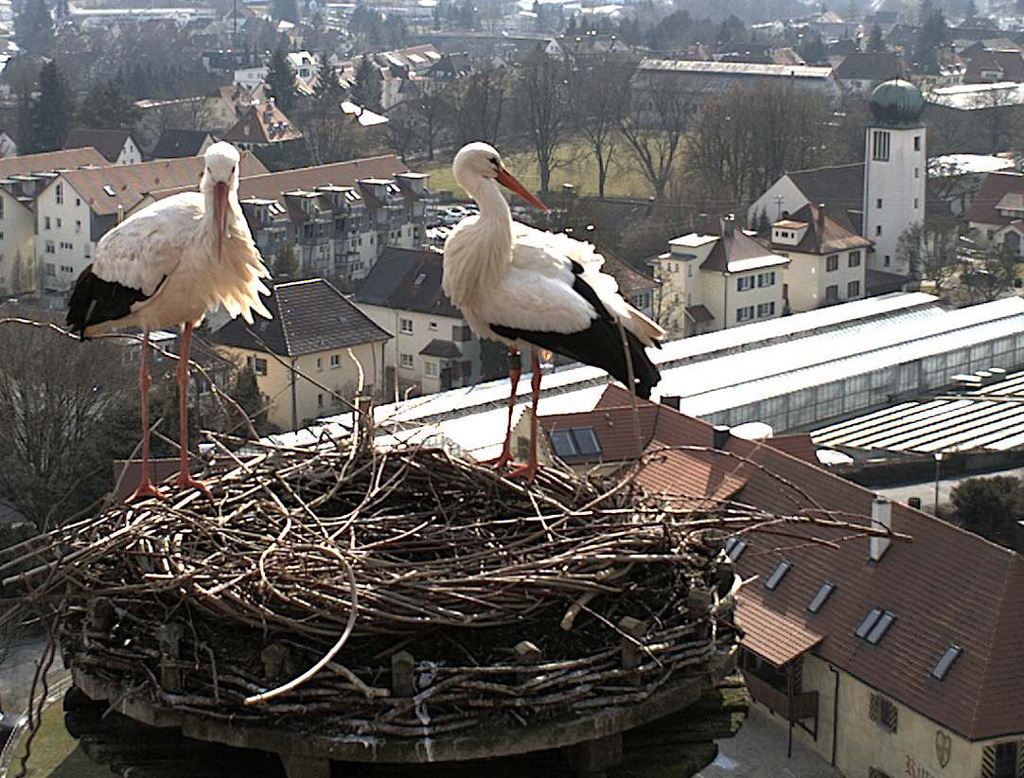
174,322,213,501
126,330,165,503
508,350,542,483
484,346,520,469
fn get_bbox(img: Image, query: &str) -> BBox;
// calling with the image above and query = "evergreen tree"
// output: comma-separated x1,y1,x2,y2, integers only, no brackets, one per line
313,51,343,105
30,61,74,152
965,0,977,20
914,7,950,73
867,23,886,52
799,31,827,63
15,0,54,55
351,55,381,111
274,245,299,278
756,208,771,233
77,80,139,130
266,47,298,113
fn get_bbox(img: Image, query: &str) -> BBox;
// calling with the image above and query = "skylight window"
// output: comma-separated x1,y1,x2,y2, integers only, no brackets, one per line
931,645,962,680
414,273,426,286
856,608,882,639
549,427,602,459
103,185,116,196
808,582,836,613
724,537,747,561
866,611,896,644
764,560,791,590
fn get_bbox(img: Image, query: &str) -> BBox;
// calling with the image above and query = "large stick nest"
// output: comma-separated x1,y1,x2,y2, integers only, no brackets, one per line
5,439,751,740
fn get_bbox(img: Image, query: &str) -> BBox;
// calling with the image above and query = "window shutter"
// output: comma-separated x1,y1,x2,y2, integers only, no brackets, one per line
982,744,995,778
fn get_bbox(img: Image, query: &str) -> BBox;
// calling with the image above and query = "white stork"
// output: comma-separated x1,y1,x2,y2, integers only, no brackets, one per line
66,142,272,503
443,142,665,480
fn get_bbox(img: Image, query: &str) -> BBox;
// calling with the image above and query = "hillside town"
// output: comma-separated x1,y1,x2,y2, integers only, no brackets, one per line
0,0,1024,775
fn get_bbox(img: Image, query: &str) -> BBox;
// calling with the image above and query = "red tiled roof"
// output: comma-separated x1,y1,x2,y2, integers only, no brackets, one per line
64,129,134,163
551,385,1024,741
736,597,824,667
0,147,107,177
222,103,302,145
762,433,818,465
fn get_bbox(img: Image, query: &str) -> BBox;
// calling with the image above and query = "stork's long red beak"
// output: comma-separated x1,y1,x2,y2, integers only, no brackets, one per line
495,168,548,212
214,181,229,260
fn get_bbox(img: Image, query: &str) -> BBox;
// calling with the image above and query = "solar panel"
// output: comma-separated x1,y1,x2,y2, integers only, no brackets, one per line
866,611,896,644
808,581,835,613
764,560,791,590
931,644,962,680
856,607,882,638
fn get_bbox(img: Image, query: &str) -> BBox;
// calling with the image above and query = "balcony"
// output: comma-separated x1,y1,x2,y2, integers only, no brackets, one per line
743,671,819,723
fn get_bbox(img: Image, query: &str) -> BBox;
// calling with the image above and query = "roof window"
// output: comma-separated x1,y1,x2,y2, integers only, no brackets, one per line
931,644,962,680
764,560,791,590
549,427,601,459
856,608,896,644
724,537,747,561
103,185,116,196
414,273,426,286
807,581,835,613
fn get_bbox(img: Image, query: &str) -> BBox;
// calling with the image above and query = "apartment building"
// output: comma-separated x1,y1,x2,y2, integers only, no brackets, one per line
0,148,109,296
35,153,267,292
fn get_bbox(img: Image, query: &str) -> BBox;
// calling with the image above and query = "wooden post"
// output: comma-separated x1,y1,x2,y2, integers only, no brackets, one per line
619,616,648,685
514,640,543,685
157,623,184,692
391,650,416,697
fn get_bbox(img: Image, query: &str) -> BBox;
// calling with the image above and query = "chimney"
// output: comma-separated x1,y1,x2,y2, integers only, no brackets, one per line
722,214,735,238
817,203,826,230
869,497,892,562
661,395,681,410
712,425,730,450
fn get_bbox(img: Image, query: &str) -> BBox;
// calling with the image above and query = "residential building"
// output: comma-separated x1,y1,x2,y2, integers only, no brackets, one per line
150,129,216,159
963,48,1024,84
965,171,1024,255
353,246,483,397
750,79,926,286
757,203,871,312
0,130,18,158
0,147,109,296
524,385,1024,778
63,129,143,166
603,254,658,320
833,52,902,95
181,156,429,282
924,82,1024,154
651,217,789,338
210,278,391,431
221,101,303,150
928,153,1016,217
35,153,268,292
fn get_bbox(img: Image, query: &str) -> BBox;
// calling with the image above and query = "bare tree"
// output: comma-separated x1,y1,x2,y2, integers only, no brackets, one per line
568,55,633,200
618,66,695,200
389,81,451,161
960,242,1019,303
896,220,960,296
451,62,509,147
514,50,570,193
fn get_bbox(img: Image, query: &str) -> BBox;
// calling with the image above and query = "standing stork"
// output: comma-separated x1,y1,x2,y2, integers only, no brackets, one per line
443,142,665,480
66,142,272,502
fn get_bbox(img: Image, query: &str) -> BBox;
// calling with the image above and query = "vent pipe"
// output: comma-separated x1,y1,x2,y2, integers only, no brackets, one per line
869,497,892,562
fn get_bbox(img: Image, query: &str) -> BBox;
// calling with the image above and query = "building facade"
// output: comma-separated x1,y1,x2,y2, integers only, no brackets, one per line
652,218,789,338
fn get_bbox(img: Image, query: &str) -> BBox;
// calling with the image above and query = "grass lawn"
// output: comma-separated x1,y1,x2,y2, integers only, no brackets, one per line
10,702,109,778
420,138,657,200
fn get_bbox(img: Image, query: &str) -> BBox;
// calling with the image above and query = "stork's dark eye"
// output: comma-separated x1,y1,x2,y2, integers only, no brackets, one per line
489,157,499,165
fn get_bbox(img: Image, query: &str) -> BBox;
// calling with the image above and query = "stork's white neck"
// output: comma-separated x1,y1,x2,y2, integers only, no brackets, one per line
443,176,513,310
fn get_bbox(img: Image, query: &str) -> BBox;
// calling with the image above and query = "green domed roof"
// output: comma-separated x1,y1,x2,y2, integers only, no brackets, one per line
869,79,925,127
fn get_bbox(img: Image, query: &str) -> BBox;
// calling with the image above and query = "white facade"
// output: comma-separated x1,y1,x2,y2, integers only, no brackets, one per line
356,304,483,396
862,122,927,275
234,66,268,89
0,190,36,295
36,180,96,293
114,137,143,166
747,175,809,227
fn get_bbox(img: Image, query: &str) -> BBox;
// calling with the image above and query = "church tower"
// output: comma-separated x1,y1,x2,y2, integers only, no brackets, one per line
862,79,927,277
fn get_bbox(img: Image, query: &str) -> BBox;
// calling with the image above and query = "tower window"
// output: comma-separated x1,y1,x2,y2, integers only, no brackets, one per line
877,198,883,209
914,135,921,151
876,225,883,236
872,130,890,161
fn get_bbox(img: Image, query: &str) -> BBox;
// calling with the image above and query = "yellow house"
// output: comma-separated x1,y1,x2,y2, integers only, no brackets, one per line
212,278,391,432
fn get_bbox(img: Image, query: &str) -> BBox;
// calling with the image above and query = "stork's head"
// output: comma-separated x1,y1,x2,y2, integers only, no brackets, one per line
452,142,547,211
201,142,240,260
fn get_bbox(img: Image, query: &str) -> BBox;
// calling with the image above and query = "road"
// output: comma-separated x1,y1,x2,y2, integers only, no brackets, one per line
0,637,68,718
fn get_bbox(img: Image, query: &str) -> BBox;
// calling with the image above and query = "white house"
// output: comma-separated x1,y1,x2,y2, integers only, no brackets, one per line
965,171,1024,255
63,129,143,166
756,203,872,313
651,217,790,338
354,246,484,397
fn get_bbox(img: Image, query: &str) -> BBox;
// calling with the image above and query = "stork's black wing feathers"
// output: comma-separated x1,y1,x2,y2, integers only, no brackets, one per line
489,273,661,399
65,264,153,338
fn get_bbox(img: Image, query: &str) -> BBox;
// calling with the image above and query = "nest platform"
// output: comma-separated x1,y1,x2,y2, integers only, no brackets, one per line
5,439,746,777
